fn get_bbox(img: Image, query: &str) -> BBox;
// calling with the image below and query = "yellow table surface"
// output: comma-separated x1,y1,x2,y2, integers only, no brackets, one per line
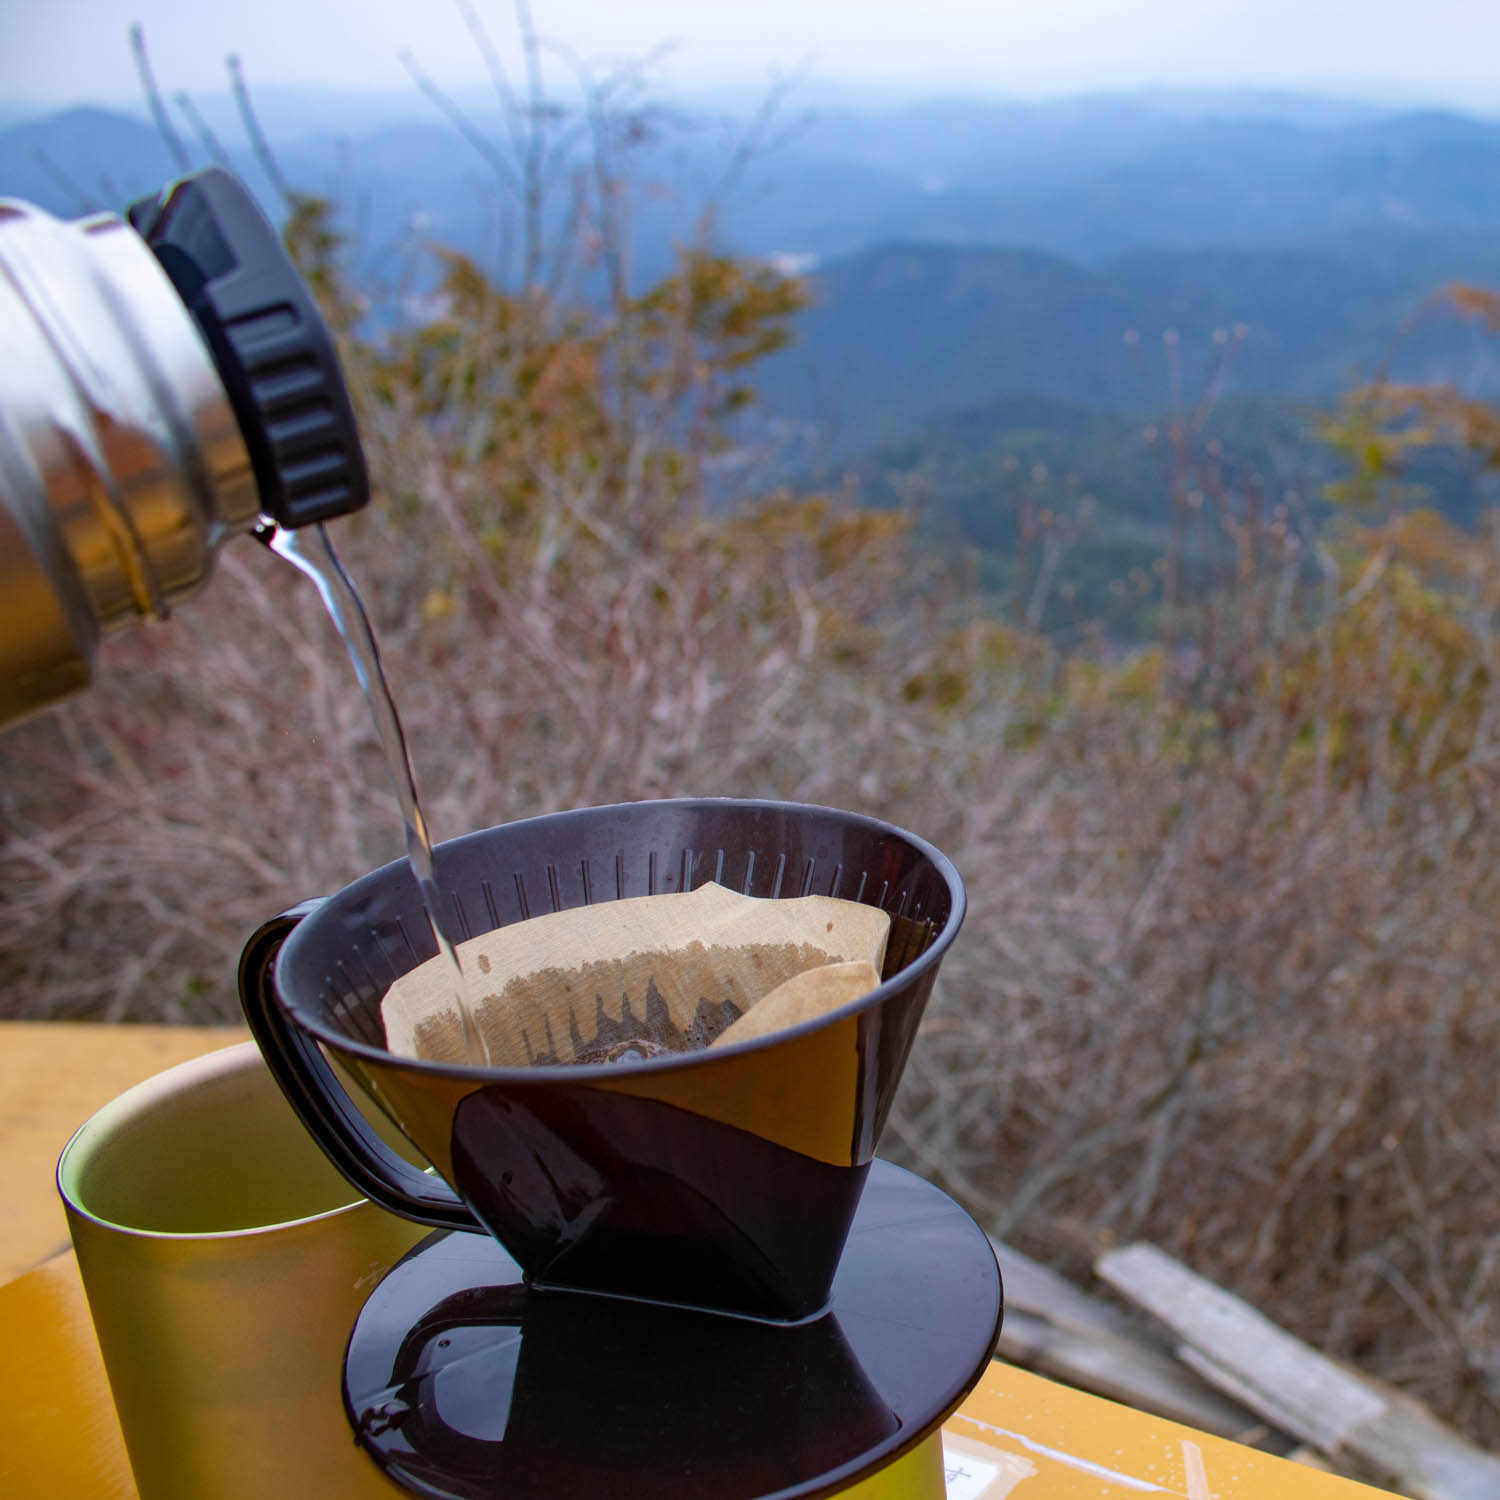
0,1020,249,1282
0,1022,1395,1499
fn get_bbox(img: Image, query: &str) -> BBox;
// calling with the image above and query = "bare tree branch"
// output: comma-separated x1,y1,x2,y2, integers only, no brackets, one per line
130,25,192,174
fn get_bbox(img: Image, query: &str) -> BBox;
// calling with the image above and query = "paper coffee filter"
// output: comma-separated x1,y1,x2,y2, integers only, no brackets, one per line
381,881,890,1066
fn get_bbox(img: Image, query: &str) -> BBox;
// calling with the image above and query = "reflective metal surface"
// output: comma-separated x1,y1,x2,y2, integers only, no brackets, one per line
0,197,256,723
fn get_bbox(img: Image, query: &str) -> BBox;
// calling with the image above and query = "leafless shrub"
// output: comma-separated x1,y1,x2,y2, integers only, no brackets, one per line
4,31,1500,1452
889,420,1500,1448
7,375,1499,1447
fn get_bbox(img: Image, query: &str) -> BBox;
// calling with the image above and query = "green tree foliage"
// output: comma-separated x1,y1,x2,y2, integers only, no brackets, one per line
1323,282,1500,507
369,242,805,538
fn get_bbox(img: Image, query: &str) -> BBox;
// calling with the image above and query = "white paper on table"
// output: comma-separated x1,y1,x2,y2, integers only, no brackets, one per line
942,1434,1039,1498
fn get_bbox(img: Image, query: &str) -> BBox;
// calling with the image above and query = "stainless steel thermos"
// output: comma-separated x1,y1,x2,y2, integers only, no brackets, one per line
0,168,368,726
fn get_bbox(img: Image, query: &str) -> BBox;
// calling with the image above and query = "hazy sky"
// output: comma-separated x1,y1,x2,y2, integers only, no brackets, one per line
4,0,1500,113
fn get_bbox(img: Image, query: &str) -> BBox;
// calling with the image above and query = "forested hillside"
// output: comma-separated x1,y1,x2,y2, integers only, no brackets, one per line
760,234,1500,443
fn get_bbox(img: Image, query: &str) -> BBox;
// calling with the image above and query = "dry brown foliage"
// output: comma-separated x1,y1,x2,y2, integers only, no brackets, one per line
4,56,1500,1447
6,375,1500,1447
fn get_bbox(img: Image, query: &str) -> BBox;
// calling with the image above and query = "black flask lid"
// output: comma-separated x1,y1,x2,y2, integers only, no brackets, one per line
128,168,369,529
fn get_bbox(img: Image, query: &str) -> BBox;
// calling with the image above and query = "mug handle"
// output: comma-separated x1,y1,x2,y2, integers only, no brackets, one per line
238,903,481,1231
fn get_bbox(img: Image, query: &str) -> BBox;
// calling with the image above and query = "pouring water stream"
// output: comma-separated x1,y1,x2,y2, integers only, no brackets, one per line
264,521,491,1066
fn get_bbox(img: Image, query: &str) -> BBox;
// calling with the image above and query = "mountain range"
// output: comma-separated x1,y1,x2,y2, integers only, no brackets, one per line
756,230,1500,450
8,94,1500,271
6,91,1500,626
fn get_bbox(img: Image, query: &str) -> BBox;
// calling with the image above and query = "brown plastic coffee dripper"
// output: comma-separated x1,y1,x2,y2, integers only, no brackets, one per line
239,797,965,1321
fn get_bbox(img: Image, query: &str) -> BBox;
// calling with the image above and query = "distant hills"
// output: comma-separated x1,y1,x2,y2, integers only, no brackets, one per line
782,141,1500,265
715,100,1500,262
0,107,182,211
7,89,1500,631
9,92,1500,274
758,232,1500,449
810,389,1496,632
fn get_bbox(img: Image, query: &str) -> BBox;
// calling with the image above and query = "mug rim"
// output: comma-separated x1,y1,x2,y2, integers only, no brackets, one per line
274,795,967,1082
57,1041,375,1241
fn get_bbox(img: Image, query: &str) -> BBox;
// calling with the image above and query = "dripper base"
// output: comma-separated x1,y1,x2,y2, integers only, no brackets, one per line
343,1160,1003,1500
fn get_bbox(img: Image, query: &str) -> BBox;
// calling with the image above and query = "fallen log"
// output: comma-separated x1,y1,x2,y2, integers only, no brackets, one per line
989,1239,1266,1441
1096,1242,1500,1500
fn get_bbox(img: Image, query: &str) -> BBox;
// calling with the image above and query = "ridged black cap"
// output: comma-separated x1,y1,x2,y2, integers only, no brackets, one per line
127,168,369,529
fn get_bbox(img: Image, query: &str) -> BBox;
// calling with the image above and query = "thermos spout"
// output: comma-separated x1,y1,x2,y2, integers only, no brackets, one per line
0,168,368,726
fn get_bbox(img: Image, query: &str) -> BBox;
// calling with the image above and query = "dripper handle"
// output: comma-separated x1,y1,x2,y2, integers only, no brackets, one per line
238,904,481,1232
